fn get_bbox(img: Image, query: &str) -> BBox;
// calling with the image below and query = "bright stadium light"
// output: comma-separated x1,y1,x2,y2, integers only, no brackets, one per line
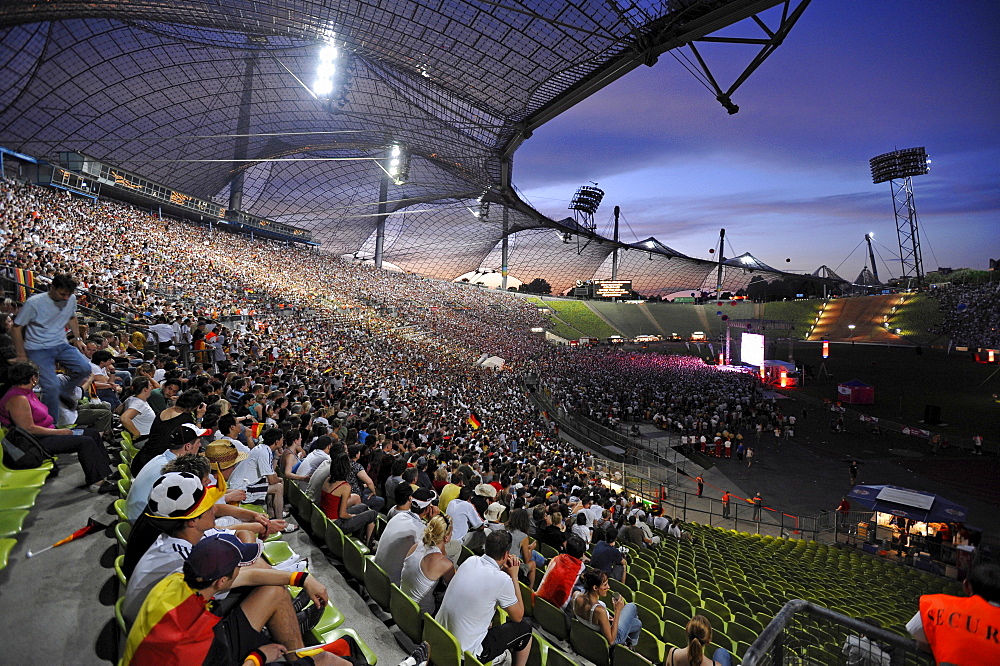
314,42,340,99
385,143,410,185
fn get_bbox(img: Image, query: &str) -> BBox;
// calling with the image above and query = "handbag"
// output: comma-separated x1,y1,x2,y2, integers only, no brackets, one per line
2,425,58,471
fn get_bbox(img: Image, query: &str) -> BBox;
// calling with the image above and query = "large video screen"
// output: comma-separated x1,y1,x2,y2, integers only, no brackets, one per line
741,332,765,367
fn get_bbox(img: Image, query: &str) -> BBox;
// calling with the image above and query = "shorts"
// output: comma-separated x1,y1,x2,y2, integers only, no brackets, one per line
207,602,270,666
478,620,532,662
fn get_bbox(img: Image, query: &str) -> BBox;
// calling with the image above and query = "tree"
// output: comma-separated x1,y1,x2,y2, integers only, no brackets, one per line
520,278,552,294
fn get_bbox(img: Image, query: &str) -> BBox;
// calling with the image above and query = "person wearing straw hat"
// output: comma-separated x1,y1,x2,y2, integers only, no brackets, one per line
204,439,291,536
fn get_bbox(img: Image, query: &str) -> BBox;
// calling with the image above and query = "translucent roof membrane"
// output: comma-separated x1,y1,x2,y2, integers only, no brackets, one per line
0,0,817,293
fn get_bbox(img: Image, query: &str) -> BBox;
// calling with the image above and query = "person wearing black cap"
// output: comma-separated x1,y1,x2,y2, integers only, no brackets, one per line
124,472,329,641
123,534,345,666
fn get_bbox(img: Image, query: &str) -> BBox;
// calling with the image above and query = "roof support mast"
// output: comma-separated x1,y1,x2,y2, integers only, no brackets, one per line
715,228,726,297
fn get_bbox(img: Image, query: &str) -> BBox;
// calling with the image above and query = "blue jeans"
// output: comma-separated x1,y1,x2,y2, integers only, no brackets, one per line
27,343,92,422
614,602,642,646
531,550,545,567
712,647,734,666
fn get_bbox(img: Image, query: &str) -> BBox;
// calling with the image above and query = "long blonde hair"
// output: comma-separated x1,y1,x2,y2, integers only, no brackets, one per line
685,615,713,666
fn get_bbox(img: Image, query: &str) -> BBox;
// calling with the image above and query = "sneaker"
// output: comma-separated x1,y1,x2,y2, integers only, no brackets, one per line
490,650,510,666
274,557,309,573
291,588,311,612
296,602,324,636
397,642,430,666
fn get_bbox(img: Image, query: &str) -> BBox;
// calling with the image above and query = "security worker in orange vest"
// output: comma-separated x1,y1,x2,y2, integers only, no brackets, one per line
695,475,704,496
907,560,1000,664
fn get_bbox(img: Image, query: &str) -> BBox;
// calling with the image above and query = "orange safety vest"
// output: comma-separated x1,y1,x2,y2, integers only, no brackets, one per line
919,593,1000,665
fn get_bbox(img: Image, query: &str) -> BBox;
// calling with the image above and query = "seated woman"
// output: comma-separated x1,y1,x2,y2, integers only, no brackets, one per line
119,376,156,446
320,452,376,546
572,568,642,648
0,360,113,493
505,507,543,588
666,615,733,666
130,388,206,476
400,514,456,613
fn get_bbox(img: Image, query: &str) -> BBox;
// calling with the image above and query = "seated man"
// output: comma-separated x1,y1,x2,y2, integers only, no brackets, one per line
536,534,587,610
374,489,438,584
126,423,211,523
124,535,344,666
228,428,287,522
589,527,627,583
907,560,1000,664
124,471,328,645
619,515,651,550
436,530,533,666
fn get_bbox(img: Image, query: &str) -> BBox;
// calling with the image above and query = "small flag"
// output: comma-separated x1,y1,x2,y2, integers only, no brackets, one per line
467,411,482,430
249,423,265,439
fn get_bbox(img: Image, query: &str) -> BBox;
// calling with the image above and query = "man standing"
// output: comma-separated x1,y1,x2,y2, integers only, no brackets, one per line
436,531,533,666
722,490,732,519
752,492,763,521
11,273,92,421
695,475,704,497
836,497,851,531
849,460,859,486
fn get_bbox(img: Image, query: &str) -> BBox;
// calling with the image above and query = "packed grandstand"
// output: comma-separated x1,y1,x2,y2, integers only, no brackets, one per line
1,177,997,666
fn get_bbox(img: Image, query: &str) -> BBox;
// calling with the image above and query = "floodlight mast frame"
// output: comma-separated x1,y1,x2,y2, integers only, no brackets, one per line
567,185,604,255
869,147,929,287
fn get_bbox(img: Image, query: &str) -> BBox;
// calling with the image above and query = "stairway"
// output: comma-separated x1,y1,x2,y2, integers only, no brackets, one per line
807,295,902,343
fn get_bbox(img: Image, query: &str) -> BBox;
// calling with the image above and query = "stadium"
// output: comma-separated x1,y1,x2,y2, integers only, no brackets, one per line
0,1,998,665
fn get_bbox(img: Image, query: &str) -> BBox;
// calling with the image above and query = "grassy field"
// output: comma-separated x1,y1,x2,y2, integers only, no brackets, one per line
889,293,944,345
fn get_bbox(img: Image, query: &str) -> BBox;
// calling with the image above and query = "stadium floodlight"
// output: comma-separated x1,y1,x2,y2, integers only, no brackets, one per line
314,42,340,99
869,147,929,184
568,185,604,216
386,143,410,185
870,147,930,285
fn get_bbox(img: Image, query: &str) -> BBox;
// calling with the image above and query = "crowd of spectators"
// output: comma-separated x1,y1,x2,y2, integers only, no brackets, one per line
0,179,767,665
927,282,1000,349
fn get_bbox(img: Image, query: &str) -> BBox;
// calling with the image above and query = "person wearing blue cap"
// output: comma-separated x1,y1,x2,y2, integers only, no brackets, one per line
124,534,344,666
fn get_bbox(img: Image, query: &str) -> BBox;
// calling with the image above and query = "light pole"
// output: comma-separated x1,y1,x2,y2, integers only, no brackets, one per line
848,324,856,340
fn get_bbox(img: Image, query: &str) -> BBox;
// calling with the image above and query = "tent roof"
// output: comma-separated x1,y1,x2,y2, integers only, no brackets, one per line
838,379,872,388
847,484,969,524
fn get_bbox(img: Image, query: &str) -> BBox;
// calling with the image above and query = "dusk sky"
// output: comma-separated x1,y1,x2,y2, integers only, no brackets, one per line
512,1,999,279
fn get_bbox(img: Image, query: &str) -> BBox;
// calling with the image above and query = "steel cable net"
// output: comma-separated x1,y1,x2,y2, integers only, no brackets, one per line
0,0,810,293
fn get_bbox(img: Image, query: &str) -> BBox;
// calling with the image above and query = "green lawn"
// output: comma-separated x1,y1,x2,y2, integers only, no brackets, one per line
889,293,944,345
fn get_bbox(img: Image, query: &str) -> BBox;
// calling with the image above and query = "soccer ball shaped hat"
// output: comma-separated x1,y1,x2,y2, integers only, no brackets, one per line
146,471,224,520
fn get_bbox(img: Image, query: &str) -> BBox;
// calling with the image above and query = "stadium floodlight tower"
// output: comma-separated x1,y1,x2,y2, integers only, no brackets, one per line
869,147,930,287
566,184,604,254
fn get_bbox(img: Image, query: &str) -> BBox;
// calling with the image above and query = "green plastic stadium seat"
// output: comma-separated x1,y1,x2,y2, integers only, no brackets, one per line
363,555,392,612
390,583,424,644
0,537,16,570
533,595,570,641
422,612,462,666
0,486,40,510
0,509,30,537
262,539,296,565
310,626,377,665
570,618,610,666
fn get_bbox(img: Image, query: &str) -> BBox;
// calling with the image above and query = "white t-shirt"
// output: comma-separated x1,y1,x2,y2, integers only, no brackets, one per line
436,555,518,655
123,528,229,621
229,445,274,498
446,498,483,542
307,459,331,500
123,396,156,436
374,511,425,584
298,449,330,479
